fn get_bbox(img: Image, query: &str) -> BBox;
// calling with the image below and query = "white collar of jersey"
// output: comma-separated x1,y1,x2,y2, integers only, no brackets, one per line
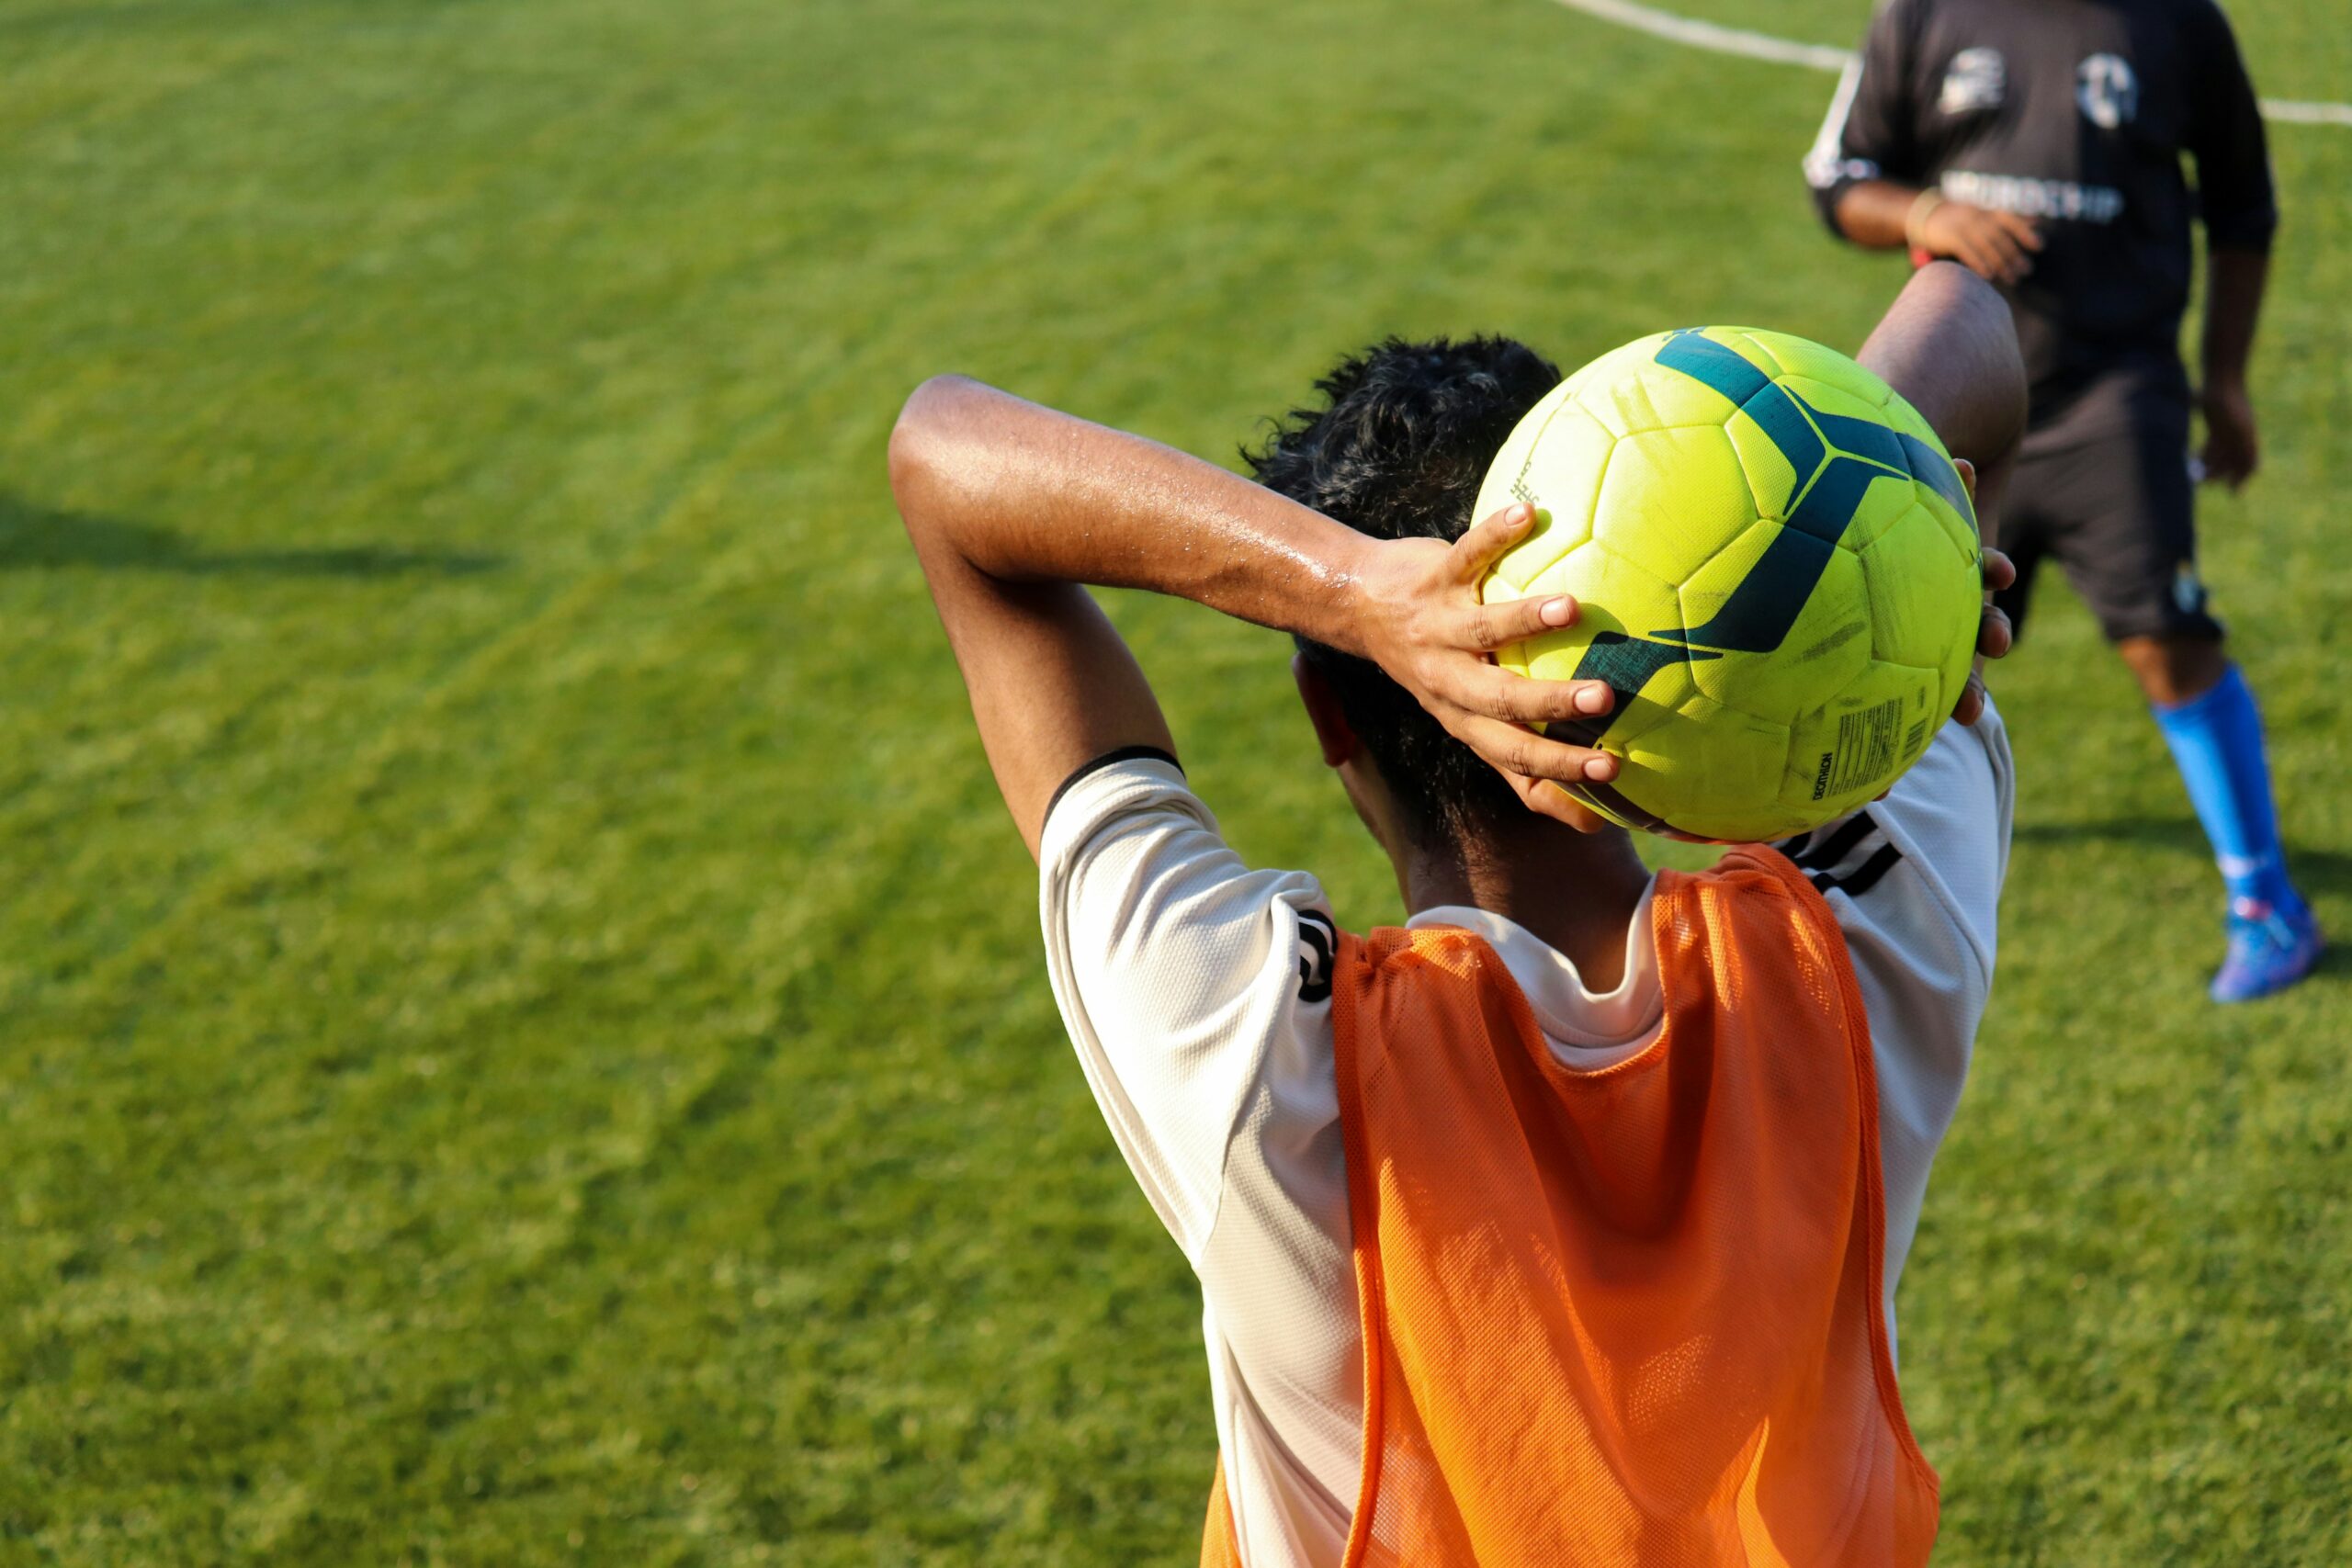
1406,878,1664,1061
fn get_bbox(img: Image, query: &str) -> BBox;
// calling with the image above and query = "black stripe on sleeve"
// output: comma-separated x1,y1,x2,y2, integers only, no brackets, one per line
1809,841,1903,900
1796,811,1880,872
1042,745,1184,829
1295,910,1337,1004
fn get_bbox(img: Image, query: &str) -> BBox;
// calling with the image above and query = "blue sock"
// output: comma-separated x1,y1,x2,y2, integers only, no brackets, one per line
2152,664,2299,913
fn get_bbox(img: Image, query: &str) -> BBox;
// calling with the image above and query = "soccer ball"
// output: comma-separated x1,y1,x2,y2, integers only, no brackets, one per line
1476,326,1982,842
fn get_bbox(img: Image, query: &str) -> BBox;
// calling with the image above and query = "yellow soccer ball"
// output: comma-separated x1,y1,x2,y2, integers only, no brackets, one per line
1477,326,1982,842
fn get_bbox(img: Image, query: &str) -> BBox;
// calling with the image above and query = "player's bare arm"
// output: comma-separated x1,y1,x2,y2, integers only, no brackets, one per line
1832,180,2043,286
2199,247,2268,488
888,390,1626,850
1846,261,2023,721
1859,261,2026,521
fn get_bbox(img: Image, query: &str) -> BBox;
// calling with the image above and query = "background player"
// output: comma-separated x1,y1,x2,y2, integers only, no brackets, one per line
893,264,2021,1562
1804,0,2317,1001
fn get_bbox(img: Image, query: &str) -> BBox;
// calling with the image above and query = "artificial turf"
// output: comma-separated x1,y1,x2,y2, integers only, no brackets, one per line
1,0,2346,1560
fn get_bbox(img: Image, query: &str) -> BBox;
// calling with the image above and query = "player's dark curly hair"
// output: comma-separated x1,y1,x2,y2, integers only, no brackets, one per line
1245,335,1563,848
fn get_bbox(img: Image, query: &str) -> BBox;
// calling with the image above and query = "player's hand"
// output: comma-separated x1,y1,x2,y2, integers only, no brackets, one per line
1919,201,2042,286
1951,546,2016,726
2198,378,2259,490
1354,502,1621,828
1948,459,2013,727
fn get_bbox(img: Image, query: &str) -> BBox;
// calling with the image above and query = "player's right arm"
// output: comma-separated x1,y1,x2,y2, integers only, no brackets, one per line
1805,0,2041,283
888,378,1623,852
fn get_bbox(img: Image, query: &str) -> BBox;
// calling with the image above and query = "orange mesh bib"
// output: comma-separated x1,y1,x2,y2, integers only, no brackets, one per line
1202,849,1937,1567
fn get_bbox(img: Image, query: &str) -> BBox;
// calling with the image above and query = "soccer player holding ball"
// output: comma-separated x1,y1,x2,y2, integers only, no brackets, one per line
895,264,2020,1563
1805,0,2317,1000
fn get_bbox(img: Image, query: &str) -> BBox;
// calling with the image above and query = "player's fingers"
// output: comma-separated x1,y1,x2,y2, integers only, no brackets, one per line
1951,669,1989,727
2197,439,2247,488
1450,502,1539,583
1502,771,1592,829
1459,591,1576,650
1461,666,1613,726
1952,457,1977,504
1983,226,2030,283
1459,715,1619,786
1959,234,2014,285
1975,215,2034,281
1946,232,1995,279
1977,604,2013,660
1995,209,2044,251
1979,546,2017,592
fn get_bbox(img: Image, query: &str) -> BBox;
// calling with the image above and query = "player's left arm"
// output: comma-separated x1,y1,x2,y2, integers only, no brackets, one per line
2185,0,2278,491
2198,250,2268,490
889,378,1630,854
1853,260,2025,723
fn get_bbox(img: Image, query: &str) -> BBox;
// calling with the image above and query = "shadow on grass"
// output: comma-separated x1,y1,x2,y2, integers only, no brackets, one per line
0,492,502,579
2016,817,2352,978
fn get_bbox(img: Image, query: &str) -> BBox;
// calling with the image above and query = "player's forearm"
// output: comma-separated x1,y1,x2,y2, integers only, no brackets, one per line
889,375,1383,655
1856,262,2027,516
1830,180,1923,250
2200,246,2268,390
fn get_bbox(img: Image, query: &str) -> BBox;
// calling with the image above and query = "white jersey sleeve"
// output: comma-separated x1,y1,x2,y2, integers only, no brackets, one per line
1774,701,2015,1345
1035,750,1340,1267
1036,750,1364,1562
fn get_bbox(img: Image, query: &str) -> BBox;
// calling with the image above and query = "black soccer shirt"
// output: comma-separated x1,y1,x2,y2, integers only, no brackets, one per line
1805,0,2277,407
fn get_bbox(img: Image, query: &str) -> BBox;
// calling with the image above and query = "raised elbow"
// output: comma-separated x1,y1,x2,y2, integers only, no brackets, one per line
888,374,977,515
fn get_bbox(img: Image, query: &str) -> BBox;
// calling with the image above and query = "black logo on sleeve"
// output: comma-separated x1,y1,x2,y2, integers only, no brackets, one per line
1296,911,1337,1004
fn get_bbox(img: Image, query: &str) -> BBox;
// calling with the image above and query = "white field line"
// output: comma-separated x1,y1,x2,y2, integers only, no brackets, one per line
1544,0,2352,128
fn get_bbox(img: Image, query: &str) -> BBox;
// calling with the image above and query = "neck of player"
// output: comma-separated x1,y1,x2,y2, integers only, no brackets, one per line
1395,824,1652,996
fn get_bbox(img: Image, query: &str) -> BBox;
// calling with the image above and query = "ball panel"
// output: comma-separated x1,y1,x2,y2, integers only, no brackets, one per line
1579,361,1745,439
1688,327,1783,384
1781,660,1944,819
1917,474,1983,561
1877,384,1945,448
1668,514,1783,641
1779,373,1887,433
1510,545,1584,602
1723,408,1805,524
1939,615,1976,723
1558,333,1672,400
1473,389,1611,600
1510,542,1694,751
1832,467,1924,554
1687,547,1872,721
1734,330,1898,411
1621,691,1796,841
1552,335,1674,438
1522,540,1682,654
1860,503,1981,679
1591,424,1756,588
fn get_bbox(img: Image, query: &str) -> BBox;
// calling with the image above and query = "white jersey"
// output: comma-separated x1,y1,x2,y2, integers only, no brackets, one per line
1037,708,2014,1568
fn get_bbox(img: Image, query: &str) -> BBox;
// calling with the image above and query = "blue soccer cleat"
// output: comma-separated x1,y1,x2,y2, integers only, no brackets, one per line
2211,897,2324,1004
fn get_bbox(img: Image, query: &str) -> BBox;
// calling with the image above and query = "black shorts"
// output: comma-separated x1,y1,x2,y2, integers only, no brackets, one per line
1993,356,2223,644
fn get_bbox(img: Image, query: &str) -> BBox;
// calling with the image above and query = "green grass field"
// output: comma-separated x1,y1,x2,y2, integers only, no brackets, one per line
3,0,2348,1562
